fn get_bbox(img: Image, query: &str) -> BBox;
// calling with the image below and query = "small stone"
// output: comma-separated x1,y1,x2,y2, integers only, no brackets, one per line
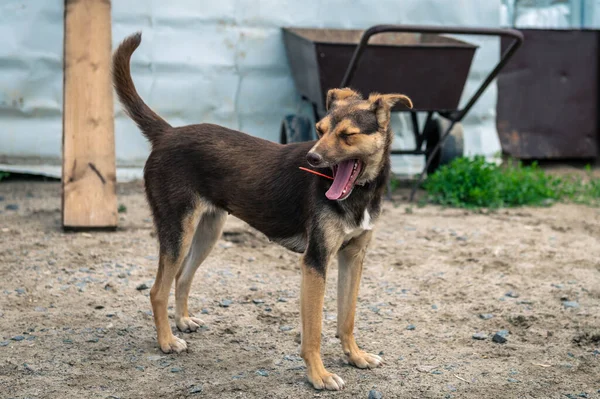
201,308,209,314
507,378,520,383
479,313,494,320
431,304,438,310
368,389,383,399
170,367,182,373
264,307,272,312
117,272,127,279
255,369,269,377
136,283,149,291
0,341,9,347
277,297,287,302
247,257,256,262
5,204,19,211
517,300,534,305
11,335,25,341
63,338,73,344
369,306,380,313
48,259,56,266
492,330,509,344
219,299,233,307
249,286,258,291
87,338,99,343
577,393,589,398
406,324,416,331
562,301,579,309
431,370,443,375
551,283,564,289
280,326,293,331
505,290,519,298
472,332,487,340
136,365,145,371
15,288,26,295
189,385,203,394
252,299,264,304
34,307,47,313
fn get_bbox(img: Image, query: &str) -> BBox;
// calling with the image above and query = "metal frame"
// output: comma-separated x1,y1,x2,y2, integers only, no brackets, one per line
338,25,524,201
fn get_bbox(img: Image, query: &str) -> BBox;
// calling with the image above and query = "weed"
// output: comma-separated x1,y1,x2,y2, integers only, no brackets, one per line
425,156,600,208
118,204,127,213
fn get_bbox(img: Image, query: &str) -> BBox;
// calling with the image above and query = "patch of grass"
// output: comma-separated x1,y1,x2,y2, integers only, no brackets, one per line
0,171,9,182
389,174,401,192
118,204,127,213
424,156,600,208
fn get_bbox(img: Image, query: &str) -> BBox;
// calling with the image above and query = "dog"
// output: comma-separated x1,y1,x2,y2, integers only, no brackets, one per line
112,32,412,391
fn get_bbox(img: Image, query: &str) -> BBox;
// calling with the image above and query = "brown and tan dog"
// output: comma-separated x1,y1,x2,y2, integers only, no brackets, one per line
112,32,412,391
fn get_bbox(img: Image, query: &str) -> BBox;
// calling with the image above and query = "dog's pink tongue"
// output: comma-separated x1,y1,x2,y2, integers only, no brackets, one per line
326,160,354,200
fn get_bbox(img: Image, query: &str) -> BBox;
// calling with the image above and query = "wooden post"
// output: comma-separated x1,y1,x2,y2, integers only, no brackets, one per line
62,0,117,229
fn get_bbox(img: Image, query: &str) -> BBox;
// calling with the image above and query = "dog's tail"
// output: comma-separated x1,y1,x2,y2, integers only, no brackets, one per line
112,32,170,144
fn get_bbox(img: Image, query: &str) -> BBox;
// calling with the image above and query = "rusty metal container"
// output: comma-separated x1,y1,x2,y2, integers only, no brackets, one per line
497,29,599,160
282,28,477,112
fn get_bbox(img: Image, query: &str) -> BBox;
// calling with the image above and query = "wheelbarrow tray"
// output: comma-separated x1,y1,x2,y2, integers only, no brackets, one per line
282,27,477,113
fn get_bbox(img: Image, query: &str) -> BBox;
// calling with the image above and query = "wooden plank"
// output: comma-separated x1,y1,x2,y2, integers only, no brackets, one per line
62,0,117,229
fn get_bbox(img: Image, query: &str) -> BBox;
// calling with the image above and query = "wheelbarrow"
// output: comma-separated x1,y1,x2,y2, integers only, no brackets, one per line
280,25,523,200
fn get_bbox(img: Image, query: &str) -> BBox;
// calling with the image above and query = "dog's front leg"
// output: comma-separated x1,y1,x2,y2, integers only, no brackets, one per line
300,246,345,390
337,231,383,369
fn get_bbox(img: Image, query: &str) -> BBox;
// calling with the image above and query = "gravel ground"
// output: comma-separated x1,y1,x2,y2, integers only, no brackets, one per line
0,181,599,399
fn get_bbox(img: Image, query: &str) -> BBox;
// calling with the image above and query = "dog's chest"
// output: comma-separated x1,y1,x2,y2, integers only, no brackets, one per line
343,208,373,242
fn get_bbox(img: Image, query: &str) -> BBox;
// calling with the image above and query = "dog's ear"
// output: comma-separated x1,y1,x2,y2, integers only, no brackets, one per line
326,88,362,111
368,93,413,128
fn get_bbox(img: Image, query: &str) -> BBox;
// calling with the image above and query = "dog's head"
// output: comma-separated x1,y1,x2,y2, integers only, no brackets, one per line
307,88,412,201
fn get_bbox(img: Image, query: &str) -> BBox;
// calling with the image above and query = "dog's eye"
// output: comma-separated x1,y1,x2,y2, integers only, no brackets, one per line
339,131,356,139
315,125,324,137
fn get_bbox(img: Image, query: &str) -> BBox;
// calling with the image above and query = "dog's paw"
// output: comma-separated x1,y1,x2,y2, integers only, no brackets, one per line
176,316,204,333
347,351,383,369
308,371,345,391
159,334,188,354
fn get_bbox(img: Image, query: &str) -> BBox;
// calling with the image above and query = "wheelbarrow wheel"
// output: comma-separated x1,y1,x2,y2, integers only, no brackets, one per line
280,115,314,144
424,116,464,175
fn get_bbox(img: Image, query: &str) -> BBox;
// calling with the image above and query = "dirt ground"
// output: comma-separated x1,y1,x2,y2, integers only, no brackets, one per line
0,180,599,399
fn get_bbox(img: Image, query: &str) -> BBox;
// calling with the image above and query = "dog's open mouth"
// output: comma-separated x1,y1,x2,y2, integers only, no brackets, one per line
326,159,363,201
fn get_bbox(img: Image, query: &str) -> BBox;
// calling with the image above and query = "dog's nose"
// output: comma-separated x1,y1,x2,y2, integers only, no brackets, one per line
306,152,323,167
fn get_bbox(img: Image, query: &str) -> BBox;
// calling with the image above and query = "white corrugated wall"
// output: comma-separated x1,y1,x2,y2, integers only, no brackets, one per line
0,0,502,179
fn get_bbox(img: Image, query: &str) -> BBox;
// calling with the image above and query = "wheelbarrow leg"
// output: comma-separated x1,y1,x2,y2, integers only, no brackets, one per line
409,119,457,202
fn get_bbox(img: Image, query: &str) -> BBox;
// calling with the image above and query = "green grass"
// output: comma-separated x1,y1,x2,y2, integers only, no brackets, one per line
0,171,9,182
424,156,600,209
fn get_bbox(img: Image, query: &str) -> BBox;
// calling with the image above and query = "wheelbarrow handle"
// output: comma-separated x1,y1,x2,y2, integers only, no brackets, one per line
341,25,524,120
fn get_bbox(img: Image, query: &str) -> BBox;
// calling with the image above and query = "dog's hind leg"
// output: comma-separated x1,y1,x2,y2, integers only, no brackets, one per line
150,202,204,354
336,230,383,369
175,209,227,332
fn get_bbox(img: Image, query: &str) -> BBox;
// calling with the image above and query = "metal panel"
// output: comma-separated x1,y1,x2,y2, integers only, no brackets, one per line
497,29,598,159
